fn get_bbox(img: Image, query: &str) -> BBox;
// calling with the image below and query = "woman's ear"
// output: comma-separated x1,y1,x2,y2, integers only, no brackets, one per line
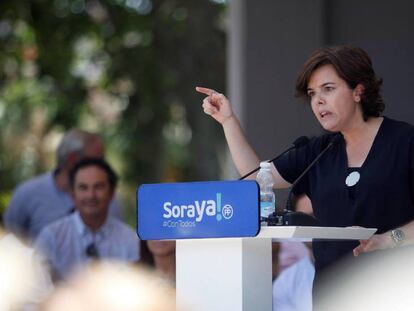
354,84,365,102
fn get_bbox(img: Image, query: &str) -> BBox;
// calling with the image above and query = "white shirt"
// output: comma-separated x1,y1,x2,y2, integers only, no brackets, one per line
278,241,309,272
35,212,140,281
273,254,315,311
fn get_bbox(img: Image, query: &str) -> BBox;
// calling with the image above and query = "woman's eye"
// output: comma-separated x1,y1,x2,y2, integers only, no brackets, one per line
325,86,334,92
307,91,315,97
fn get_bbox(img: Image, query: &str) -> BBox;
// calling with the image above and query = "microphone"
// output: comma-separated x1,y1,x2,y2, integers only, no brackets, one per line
238,136,309,180
267,134,341,226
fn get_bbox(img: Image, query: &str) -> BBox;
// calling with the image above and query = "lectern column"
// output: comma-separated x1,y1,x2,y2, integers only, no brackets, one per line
176,238,272,311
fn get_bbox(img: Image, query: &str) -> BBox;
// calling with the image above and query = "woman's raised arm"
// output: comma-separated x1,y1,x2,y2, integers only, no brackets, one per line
196,86,290,188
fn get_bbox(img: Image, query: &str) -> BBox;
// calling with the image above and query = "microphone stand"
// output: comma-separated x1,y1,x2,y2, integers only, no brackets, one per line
267,137,340,226
239,136,309,180
238,147,295,180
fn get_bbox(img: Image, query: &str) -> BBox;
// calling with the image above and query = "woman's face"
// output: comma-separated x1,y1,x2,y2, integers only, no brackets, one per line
307,64,363,132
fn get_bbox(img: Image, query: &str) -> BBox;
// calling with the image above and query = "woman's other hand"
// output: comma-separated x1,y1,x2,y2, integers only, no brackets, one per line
353,232,394,257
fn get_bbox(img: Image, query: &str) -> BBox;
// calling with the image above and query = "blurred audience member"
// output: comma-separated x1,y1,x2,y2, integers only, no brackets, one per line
4,128,122,241
35,158,139,282
314,245,414,311
278,242,309,273
278,194,313,273
273,244,314,311
273,194,315,311
41,262,181,311
147,240,176,284
0,229,52,310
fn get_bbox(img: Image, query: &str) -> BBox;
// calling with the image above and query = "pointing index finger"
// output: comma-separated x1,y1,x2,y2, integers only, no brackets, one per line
195,86,217,96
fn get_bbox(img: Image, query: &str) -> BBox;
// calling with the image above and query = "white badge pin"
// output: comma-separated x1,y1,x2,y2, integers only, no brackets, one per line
345,171,360,187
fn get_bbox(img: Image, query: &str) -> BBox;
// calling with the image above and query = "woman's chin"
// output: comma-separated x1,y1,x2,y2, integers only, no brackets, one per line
319,120,339,132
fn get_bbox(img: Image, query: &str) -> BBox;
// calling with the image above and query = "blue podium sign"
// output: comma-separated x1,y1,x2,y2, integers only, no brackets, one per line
137,180,260,240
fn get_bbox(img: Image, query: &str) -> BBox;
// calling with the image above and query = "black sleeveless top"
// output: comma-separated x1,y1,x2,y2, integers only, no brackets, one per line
274,117,414,271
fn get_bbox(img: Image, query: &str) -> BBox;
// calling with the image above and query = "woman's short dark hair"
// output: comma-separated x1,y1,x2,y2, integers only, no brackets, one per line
295,45,385,121
69,157,118,190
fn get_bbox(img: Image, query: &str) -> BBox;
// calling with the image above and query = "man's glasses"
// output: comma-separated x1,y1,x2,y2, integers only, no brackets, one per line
86,243,99,258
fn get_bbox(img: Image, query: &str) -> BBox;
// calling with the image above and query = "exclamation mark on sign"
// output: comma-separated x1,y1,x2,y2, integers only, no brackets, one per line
216,193,222,221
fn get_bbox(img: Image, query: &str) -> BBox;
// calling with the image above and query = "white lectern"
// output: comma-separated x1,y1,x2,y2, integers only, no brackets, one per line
176,226,376,311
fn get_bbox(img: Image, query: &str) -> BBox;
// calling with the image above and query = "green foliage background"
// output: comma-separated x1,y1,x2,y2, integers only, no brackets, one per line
0,0,226,223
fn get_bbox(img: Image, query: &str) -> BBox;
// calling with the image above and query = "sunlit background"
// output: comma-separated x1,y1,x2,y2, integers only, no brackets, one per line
0,0,228,225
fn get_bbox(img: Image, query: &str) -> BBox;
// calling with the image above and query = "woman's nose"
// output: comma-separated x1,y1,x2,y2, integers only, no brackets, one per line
314,93,325,105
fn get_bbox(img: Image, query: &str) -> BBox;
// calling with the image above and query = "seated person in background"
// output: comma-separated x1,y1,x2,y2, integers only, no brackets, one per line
141,240,176,285
278,241,309,273
278,194,313,273
273,194,315,311
35,158,140,283
4,128,122,241
273,244,314,311
0,229,53,310
42,262,177,311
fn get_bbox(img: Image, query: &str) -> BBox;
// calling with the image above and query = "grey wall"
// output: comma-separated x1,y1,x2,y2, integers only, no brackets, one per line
228,0,414,206
326,0,414,121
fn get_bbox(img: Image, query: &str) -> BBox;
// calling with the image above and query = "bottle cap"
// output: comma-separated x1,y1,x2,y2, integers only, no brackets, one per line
259,161,271,169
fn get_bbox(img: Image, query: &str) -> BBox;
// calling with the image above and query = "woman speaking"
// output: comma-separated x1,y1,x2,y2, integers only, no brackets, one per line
196,46,414,276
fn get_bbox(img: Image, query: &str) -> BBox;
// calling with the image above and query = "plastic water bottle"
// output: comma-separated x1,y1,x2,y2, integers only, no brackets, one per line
256,161,275,225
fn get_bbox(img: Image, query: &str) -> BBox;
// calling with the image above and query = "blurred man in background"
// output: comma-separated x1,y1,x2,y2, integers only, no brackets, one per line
4,128,122,241
35,158,139,282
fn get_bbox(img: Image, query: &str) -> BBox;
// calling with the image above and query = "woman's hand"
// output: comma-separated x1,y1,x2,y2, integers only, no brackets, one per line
196,86,234,125
353,232,394,257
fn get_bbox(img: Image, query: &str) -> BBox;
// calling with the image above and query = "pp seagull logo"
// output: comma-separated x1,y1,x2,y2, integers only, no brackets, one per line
222,204,233,220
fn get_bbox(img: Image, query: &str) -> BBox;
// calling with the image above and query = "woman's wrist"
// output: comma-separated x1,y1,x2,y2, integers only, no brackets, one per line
389,228,406,248
382,231,397,249
221,115,237,127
